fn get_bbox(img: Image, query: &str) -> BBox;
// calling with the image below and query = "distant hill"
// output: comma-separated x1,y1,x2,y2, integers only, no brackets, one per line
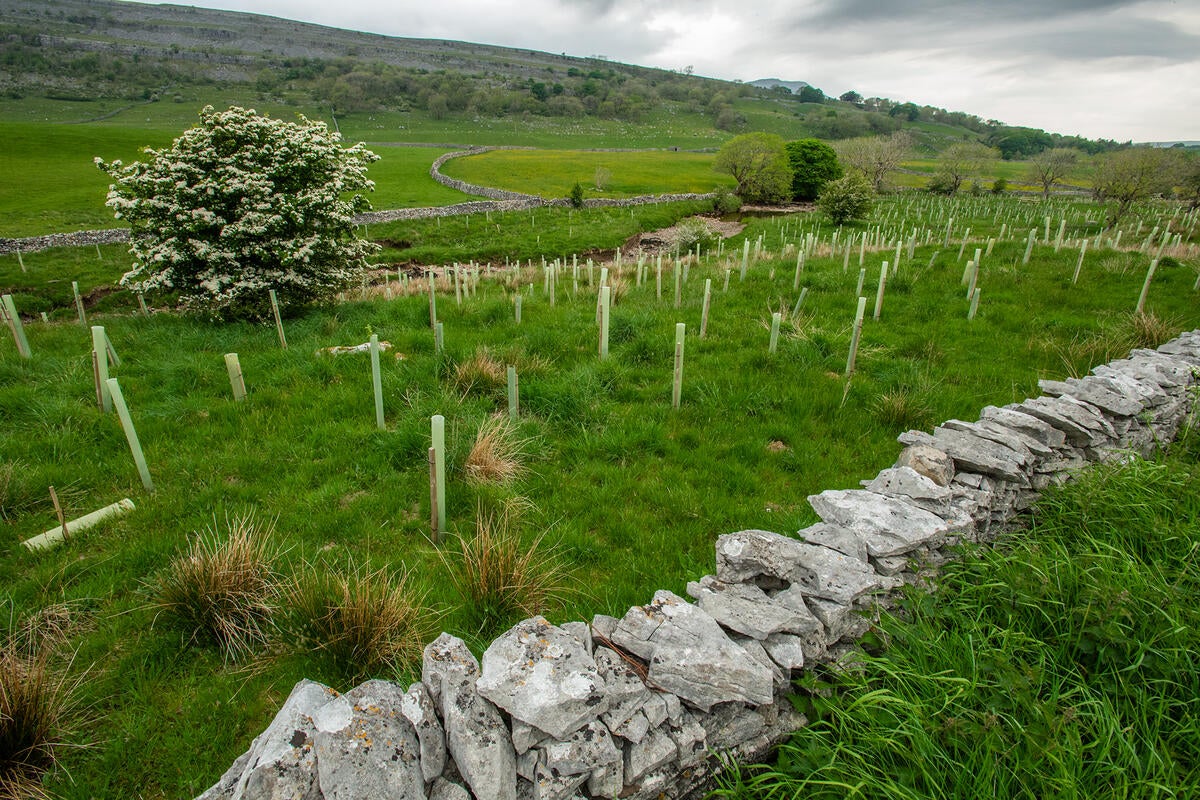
748,78,811,94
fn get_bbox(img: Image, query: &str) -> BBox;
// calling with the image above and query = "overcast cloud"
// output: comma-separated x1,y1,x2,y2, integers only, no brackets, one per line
129,0,1199,141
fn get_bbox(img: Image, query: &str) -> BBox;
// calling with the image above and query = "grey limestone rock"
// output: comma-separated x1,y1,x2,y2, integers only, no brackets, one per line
700,703,767,752
560,621,593,655
537,719,621,777
796,522,869,561
611,590,774,711
809,489,960,557
530,762,588,800
979,405,1068,449
593,647,654,744
863,466,953,514
586,762,623,799
894,443,955,486
313,680,425,800
422,633,517,800
669,709,708,768
477,617,608,741
926,424,1030,484
429,778,472,800
230,679,335,800
761,632,807,671
1039,376,1144,417
716,529,893,603
1014,396,1114,447
401,681,446,784
622,725,677,784
685,575,823,640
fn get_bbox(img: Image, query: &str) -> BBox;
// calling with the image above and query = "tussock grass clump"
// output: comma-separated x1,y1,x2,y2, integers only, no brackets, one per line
150,514,279,660
1,606,83,800
280,565,432,682
872,388,933,432
464,416,529,486
452,347,506,398
442,505,571,637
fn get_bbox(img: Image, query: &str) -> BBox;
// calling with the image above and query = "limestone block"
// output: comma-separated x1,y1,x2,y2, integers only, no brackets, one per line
895,443,955,486
429,778,472,800
313,680,425,800
863,466,953,514
685,575,824,640
716,529,893,603
230,679,335,800
622,725,677,784
796,521,869,561
477,617,608,740
1039,376,1143,417
926,425,1030,484
611,590,774,711
538,719,621,777
401,681,446,784
809,489,959,557
422,634,516,800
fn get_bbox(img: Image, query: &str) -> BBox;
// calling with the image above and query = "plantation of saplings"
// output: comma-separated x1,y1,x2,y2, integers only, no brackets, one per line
1,189,1198,799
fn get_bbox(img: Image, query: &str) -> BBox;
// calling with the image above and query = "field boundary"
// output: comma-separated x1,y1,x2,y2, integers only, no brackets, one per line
195,333,1200,800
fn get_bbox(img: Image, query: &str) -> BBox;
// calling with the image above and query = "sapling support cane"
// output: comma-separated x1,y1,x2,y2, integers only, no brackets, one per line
700,279,712,339
370,334,384,430
845,297,867,378
671,323,685,409
22,498,135,552
269,289,287,349
105,378,153,492
225,353,247,401
430,415,446,540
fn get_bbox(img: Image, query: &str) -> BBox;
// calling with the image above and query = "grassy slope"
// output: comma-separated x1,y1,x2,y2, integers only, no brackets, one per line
717,432,1200,798
1,195,1197,798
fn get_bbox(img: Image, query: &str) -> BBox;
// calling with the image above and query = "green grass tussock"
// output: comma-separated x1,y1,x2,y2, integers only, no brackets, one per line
716,427,1200,799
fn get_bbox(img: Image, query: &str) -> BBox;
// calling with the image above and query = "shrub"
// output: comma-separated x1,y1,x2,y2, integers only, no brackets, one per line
714,132,793,205
568,181,585,209
817,173,875,225
149,514,279,660
991,178,1008,194
464,416,529,486
441,505,571,637
96,105,379,320
785,139,843,201
672,217,718,255
711,187,742,215
281,564,431,682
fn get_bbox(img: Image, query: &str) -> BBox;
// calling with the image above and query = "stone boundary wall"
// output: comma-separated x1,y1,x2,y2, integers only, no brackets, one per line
197,331,1200,800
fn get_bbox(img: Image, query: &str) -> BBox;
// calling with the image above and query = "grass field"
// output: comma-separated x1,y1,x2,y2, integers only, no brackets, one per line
717,430,1200,798
2,193,1197,797
438,149,734,200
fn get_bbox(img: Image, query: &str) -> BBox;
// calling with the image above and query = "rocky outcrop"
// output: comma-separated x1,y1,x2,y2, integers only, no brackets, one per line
197,331,1200,800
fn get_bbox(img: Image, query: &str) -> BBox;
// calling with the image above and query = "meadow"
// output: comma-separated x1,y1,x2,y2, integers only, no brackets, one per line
2,191,1198,798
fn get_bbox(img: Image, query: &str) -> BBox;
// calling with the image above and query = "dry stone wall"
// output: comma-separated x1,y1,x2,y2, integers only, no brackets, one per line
196,330,1200,800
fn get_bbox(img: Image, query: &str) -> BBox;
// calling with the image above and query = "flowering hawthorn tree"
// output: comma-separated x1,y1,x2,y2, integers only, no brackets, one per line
96,105,379,319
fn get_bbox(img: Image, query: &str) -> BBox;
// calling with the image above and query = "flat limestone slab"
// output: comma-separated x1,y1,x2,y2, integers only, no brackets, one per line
808,489,958,557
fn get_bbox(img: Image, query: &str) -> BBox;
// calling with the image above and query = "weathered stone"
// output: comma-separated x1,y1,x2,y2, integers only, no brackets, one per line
870,555,909,576
1014,396,1114,447
623,726,677,784
313,680,425,800
717,529,893,603
640,692,668,729
1039,376,1144,417
197,749,251,800
669,709,708,768
863,466,953,514
516,750,537,781
804,596,866,643
809,489,959,557
422,633,516,800
926,424,1030,484
586,762,623,799
531,762,588,800
659,692,682,726
895,443,955,486
401,681,446,784
478,617,608,740
700,703,767,752
538,719,621,777
510,720,551,756
941,418,1044,462
590,614,618,644
560,621,593,655
429,778,472,800
796,521,868,561
980,405,1068,450
1091,364,1169,407
733,635,787,689
230,679,334,800
685,575,823,640
611,590,774,711
761,632,806,671
593,647,653,743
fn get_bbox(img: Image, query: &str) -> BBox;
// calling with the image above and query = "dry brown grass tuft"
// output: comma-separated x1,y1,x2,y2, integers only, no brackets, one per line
464,416,529,486
280,564,432,682
441,504,571,637
149,514,280,660
872,388,934,433
452,347,507,398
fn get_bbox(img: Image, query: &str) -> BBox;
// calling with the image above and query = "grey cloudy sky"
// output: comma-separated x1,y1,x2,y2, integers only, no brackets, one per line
135,0,1200,142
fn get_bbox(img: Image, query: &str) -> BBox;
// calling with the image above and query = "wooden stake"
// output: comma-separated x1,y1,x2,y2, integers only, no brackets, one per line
968,287,981,320
507,365,518,421
225,353,247,401
370,334,384,430
428,447,440,543
672,323,685,409
92,326,112,412
269,289,287,349
49,485,69,542
72,281,86,325
105,378,153,492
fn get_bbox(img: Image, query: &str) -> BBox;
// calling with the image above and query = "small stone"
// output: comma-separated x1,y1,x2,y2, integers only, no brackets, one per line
895,443,954,486
796,522,868,561
623,725,678,784
538,719,621,777
429,778,472,800
761,632,806,671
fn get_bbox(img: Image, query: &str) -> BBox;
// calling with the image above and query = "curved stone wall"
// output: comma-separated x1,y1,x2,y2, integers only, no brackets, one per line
196,331,1200,800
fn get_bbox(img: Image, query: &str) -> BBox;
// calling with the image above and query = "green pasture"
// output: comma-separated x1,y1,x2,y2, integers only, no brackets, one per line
2,194,1197,799
437,149,734,200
